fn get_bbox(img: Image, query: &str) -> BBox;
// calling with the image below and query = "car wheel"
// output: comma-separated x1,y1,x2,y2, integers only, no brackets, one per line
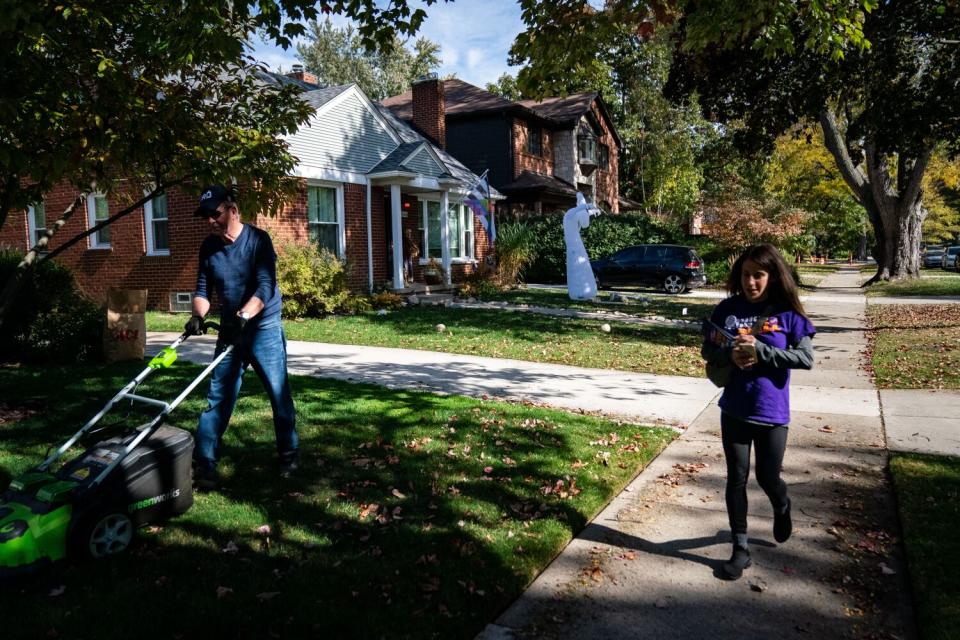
663,274,686,294
78,511,134,559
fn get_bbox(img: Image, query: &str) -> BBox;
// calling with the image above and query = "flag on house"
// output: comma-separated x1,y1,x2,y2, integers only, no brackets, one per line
463,172,496,245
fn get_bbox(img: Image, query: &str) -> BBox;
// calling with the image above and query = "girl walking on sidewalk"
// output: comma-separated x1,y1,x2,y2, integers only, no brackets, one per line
701,244,816,579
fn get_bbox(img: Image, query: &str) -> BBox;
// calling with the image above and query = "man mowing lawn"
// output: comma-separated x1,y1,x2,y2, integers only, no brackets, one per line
185,185,299,490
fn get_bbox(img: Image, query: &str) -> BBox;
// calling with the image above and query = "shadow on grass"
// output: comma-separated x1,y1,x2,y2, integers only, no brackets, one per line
0,362,673,639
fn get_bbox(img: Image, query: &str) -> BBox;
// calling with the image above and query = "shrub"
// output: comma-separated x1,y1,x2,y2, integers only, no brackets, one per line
519,211,684,283
494,221,537,285
370,291,403,310
0,251,103,363
341,295,373,314
276,243,350,318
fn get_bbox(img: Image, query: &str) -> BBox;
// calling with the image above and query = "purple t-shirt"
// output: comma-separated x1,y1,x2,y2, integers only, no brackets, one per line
711,296,816,425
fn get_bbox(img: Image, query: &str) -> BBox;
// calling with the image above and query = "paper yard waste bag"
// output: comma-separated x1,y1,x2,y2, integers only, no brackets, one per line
104,288,147,362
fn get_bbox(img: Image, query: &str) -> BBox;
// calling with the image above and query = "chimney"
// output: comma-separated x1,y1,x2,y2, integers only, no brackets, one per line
412,73,445,149
286,63,319,87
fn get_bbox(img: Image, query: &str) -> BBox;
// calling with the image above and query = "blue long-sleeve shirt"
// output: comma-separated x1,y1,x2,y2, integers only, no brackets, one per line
194,224,282,326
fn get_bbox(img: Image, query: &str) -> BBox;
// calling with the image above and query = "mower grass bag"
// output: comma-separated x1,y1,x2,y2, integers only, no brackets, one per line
0,426,193,579
0,327,231,582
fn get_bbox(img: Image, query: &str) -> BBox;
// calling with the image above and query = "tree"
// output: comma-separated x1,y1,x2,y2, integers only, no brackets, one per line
486,73,524,101
766,127,868,258
665,2,959,282
921,151,960,245
296,18,441,100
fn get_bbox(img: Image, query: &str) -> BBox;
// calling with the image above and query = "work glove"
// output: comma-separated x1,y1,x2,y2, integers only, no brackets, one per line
223,313,248,347
184,314,205,336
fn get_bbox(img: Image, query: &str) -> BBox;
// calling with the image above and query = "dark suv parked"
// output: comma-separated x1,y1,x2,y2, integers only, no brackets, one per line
591,244,707,294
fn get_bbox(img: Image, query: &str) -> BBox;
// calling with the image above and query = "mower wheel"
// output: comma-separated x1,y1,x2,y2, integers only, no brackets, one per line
75,511,134,559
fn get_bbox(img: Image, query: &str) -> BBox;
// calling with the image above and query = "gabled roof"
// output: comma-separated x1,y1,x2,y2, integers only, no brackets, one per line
301,84,353,109
517,92,597,123
499,170,578,198
381,79,556,126
373,101,503,198
518,92,623,150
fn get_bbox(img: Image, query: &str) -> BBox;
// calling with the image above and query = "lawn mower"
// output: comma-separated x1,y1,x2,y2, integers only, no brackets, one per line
0,323,229,582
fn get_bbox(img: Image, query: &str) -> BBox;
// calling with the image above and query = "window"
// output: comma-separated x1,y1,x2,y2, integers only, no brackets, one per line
422,199,475,261
578,134,596,165
27,201,47,249
307,184,341,258
598,143,609,169
86,193,110,248
526,123,542,156
144,191,169,255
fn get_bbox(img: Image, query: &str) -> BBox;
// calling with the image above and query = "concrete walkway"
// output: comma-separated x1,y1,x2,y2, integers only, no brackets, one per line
146,266,959,638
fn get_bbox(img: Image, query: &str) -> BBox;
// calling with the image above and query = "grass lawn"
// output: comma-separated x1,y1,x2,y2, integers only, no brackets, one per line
148,307,706,377
866,272,960,297
0,362,674,639
889,453,960,640
866,304,960,388
472,286,716,319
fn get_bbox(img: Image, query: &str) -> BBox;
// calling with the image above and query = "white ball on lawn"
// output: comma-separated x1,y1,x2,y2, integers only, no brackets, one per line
435,323,446,333
600,323,611,333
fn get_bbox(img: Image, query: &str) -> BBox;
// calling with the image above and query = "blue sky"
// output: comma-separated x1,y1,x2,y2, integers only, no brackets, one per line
251,0,526,89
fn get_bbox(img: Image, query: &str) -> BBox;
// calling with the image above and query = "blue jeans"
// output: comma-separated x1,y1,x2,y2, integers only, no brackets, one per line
194,321,298,470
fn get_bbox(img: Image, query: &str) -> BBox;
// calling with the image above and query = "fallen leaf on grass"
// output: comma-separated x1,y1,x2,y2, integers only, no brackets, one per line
48,585,66,597
221,540,239,554
216,586,233,599
255,525,271,536
879,562,896,575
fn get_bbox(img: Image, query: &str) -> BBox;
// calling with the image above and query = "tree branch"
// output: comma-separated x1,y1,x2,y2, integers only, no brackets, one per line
818,110,866,202
37,179,186,266
900,147,932,212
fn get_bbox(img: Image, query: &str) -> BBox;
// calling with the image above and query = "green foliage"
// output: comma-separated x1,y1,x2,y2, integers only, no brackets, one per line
276,243,350,318
485,73,523,101
340,295,373,314
494,221,538,286
370,291,403,310
0,251,102,363
296,17,441,100
520,211,683,283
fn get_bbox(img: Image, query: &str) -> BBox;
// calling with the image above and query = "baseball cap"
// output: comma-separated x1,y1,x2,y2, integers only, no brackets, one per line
193,185,236,218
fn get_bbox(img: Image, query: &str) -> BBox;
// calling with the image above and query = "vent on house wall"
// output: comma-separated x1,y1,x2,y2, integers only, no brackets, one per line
169,292,193,313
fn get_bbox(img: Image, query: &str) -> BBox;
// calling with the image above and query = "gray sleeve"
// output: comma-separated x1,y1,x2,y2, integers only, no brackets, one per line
755,335,815,370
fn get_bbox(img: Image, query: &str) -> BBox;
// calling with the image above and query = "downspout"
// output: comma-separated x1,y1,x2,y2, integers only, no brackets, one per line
366,180,373,293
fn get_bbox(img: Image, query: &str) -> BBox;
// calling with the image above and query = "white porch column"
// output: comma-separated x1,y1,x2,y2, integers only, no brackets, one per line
391,184,404,289
440,190,451,285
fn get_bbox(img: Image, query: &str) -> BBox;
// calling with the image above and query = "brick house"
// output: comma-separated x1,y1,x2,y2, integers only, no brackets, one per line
0,72,500,311
382,79,624,215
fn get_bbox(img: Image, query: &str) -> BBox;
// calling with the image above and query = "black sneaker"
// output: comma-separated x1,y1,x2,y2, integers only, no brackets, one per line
722,545,751,580
774,498,792,543
194,465,219,491
278,452,299,478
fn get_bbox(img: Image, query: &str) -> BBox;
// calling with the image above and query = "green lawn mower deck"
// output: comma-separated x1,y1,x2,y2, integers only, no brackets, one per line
0,328,231,583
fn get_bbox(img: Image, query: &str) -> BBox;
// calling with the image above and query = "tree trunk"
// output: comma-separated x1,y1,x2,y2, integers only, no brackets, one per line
818,110,931,286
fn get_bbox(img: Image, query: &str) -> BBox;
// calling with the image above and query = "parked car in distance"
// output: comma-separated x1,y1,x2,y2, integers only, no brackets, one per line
591,244,707,294
942,246,960,270
923,248,945,268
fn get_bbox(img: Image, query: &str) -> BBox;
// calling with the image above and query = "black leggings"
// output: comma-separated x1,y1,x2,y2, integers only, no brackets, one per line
720,413,789,535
